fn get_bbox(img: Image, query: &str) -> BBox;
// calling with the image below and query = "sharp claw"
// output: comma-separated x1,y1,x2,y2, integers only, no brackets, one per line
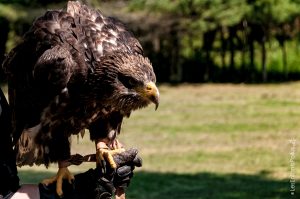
96,146,125,170
102,160,107,173
67,174,75,184
42,176,56,186
42,167,73,197
96,147,106,173
95,139,126,176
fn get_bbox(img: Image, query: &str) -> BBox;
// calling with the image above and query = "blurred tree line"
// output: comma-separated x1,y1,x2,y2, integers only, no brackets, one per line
2,0,300,83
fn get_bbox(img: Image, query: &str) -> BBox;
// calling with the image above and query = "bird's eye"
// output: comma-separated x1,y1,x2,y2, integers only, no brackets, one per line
128,78,136,87
118,74,138,89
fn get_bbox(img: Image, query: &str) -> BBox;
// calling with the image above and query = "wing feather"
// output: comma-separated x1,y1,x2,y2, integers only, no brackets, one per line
2,1,145,166
67,1,144,58
2,10,81,165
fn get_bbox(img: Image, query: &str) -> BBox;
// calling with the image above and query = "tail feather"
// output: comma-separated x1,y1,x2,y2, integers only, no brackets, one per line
16,125,45,167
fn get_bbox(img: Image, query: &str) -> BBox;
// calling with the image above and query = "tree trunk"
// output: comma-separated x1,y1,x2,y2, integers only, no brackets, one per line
202,30,216,82
204,49,210,81
241,20,248,71
229,28,235,70
170,29,181,83
220,27,226,68
281,41,288,79
249,39,255,69
261,39,267,82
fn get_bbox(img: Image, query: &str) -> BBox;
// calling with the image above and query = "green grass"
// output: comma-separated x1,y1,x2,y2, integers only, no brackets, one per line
2,83,300,198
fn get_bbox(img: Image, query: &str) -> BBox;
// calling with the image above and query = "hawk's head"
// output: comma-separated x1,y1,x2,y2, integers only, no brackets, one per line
92,52,159,115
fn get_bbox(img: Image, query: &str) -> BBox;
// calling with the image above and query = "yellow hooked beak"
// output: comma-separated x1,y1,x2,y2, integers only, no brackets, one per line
139,82,160,110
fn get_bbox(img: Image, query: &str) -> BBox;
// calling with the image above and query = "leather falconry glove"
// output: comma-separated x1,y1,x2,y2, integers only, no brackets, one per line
39,148,142,199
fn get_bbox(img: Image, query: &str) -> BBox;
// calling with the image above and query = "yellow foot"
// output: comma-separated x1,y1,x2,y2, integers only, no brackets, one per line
42,167,74,197
96,139,125,170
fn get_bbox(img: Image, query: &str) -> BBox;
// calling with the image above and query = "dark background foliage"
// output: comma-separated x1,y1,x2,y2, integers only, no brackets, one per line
2,0,300,83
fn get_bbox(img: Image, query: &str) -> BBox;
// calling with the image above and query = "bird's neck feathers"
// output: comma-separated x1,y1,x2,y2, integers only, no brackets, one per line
84,57,120,102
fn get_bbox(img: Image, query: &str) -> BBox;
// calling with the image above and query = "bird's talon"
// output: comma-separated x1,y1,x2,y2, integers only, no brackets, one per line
96,147,125,170
41,167,73,197
42,175,57,186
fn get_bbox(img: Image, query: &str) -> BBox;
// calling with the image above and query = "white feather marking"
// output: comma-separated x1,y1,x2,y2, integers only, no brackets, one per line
97,44,103,55
61,87,68,93
91,113,98,120
49,23,61,34
108,37,117,46
90,14,97,21
108,130,116,140
83,43,88,49
102,108,108,115
109,30,118,37
55,96,59,104
95,24,103,31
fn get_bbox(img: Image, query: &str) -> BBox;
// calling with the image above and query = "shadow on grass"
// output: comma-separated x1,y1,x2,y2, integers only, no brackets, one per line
129,171,298,199
18,170,296,199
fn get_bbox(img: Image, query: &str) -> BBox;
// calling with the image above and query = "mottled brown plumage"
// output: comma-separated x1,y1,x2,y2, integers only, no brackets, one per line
3,1,159,167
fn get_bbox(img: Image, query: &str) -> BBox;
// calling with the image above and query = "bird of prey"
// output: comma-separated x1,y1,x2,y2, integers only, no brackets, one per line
3,1,159,196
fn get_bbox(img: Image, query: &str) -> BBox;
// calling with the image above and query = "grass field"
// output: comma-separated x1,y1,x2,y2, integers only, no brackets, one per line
1,83,300,198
